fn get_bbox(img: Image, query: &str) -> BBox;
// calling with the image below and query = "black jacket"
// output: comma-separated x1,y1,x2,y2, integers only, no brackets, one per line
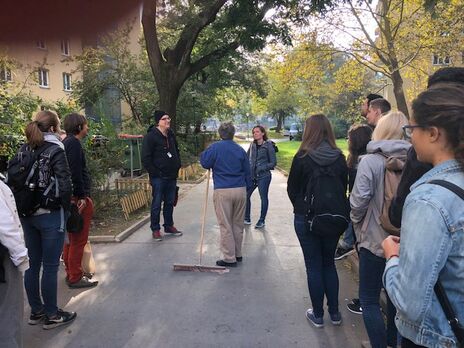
63,135,91,198
287,142,348,215
388,147,433,228
141,126,181,179
42,142,72,211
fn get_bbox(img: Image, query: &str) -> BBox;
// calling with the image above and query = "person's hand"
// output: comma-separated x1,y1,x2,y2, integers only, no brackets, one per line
382,235,400,260
77,199,87,214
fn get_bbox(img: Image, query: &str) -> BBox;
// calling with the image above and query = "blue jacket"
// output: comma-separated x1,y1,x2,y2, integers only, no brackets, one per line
200,140,251,190
383,159,464,348
247,140,276,180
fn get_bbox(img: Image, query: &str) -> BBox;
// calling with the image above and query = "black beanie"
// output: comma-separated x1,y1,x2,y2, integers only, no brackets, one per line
153,110,167,124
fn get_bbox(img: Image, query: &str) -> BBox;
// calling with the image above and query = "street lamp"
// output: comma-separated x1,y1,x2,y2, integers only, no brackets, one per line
246,112,250,140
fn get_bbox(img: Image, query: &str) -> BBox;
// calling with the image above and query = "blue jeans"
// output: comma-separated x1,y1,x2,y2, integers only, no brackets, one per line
150,177,177,231
339,222,356,249
22,209,66,317
359,247,398,348
294,214,340,318
245,175,271,222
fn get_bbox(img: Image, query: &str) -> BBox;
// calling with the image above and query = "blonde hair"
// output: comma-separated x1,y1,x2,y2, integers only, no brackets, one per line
372,111,408,141
25,110,60,148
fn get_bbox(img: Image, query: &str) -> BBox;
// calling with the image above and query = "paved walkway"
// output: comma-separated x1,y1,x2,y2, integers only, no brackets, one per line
24,171,367,348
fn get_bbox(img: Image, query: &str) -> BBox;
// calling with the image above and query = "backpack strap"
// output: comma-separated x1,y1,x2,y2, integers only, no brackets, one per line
428,179,464,346
428,179,464,200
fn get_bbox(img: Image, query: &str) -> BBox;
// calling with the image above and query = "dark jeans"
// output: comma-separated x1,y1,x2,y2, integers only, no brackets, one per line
339,222,356,249
150,177,177,231
245,175,271,222
22,209,66,317
294,214,340,318
359,247,398,348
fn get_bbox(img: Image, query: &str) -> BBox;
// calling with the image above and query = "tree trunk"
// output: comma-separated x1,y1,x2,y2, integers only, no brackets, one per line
158,82,181,132
276,112,285,132
390,68,409,118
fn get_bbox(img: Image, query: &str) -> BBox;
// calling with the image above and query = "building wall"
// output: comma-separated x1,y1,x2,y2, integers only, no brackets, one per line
1,37,83,105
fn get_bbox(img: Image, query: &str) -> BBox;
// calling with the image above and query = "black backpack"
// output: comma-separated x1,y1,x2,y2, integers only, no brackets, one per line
270,140,278,153
6,142,56,217
304,159,349,237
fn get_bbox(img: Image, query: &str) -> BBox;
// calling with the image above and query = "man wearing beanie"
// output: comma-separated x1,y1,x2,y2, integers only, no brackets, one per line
142,110,182,241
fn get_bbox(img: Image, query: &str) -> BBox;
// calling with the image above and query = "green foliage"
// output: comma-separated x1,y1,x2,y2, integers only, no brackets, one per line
0,87,40,157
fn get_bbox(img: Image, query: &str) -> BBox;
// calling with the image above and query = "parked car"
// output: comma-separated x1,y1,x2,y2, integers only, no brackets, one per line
284,123,301,140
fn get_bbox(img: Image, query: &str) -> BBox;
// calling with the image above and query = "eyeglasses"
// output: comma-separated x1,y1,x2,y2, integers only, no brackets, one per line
402,125,427,139
160,116,171,121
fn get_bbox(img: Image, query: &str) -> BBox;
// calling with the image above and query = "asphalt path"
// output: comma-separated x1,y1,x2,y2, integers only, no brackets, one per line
23,169,368,348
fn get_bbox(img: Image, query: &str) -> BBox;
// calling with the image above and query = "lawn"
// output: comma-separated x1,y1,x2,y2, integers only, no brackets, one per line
276,139,348,173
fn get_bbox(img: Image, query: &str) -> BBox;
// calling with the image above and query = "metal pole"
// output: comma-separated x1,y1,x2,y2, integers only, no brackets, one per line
130,140,134,179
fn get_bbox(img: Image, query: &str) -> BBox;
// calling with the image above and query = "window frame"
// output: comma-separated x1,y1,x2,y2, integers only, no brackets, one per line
36,40,47,50
38,68,49,88
0,66,12,82
62,72,72,91
61,39,70,56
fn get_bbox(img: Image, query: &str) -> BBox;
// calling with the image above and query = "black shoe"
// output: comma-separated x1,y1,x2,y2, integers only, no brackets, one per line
347,298,362,314
236,256,243,262
28,309,46,325
68,276,98,289
334,246,355,260
216,260,237,267
43,309,77,330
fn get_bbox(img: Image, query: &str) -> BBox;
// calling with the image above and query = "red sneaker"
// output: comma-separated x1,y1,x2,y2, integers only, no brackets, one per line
164,226,183,236
152,230,162,241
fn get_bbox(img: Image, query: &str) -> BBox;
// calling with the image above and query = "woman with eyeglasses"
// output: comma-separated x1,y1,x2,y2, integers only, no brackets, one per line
350,110,409,348
382,83,464,348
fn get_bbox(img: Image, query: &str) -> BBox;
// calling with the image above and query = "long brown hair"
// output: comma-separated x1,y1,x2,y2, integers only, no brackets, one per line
298,114,337,157
347,124,372,168
412,82,464,170
25,110,60,148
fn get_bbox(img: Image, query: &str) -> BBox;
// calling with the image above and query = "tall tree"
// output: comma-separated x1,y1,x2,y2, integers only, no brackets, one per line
315,0,464,117
141,0,322,128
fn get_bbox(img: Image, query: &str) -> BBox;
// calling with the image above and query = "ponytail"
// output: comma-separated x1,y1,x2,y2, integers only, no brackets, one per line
25,121,44,149
25,110,60,149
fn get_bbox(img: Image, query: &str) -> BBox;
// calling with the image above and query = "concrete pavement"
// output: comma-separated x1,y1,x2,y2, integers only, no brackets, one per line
23,170,367,348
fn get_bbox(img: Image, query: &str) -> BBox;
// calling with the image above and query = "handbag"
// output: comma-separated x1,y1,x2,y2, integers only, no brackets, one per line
81,241,96,275
429,180,464,347
66,203,83,233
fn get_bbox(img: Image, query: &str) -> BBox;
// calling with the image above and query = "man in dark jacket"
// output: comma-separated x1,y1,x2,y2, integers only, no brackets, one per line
142,110,182,241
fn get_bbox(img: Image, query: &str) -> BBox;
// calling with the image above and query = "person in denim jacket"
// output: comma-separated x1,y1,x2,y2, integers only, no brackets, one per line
245,126,276,229
383,83,464,348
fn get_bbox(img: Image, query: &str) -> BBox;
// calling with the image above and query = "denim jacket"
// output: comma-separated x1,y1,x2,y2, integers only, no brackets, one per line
383,160,464,348
247,141,276,180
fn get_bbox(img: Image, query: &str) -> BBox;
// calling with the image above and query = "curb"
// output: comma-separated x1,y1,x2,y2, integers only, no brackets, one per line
274,166,288,176
89,214,150,244
88,176,206,244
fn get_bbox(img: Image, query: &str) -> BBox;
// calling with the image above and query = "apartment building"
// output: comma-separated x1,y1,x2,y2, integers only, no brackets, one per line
0,5,142,126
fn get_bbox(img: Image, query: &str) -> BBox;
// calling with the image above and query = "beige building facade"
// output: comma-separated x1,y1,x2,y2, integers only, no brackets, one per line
0,5,142,124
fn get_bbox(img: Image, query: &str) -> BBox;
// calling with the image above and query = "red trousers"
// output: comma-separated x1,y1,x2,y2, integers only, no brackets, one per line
63,197,94,283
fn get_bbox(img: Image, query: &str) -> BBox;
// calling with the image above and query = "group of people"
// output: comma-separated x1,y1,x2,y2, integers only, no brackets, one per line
1,111,97,346
141,110,276,268
288,67,463,348
1,67,462,348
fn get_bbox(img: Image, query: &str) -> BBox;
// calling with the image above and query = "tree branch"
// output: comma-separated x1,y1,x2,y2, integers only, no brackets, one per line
189,41,240,77
142,0,163,79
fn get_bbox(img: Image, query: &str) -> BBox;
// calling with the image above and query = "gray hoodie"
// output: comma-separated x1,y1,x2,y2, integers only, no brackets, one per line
350,139,411,257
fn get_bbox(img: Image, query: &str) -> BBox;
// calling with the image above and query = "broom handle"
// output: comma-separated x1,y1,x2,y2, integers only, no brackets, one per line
199,169,210,265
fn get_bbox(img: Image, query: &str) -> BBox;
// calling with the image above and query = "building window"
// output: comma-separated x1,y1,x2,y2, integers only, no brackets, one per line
38,68,49,87
36,40,46,49
63,73,72,91
432,55,450,65
0,66,12,82
61,40,70,56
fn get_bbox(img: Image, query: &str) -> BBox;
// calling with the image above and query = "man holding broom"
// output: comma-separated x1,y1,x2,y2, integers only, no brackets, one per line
200,122,252,268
